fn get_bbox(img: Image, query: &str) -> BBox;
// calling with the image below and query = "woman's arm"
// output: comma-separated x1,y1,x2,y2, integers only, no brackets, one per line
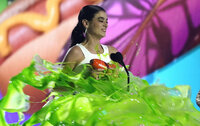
63,46,84,70
54,46,84,92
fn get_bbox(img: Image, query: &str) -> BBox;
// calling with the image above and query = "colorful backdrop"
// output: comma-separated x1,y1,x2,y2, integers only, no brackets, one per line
0,0,199,124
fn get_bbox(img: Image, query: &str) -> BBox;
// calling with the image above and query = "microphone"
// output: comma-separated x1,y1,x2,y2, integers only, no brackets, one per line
110,52,130,91
110,52,123,66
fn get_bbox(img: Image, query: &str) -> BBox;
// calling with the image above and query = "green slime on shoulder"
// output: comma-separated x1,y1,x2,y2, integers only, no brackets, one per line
0,55,200,126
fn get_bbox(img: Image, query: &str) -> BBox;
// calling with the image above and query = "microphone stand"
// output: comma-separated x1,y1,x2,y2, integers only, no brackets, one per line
120,61,130,91
110,52,130,91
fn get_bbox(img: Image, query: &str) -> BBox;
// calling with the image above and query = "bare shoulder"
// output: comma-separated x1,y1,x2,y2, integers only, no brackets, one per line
64,46,84,68
67,46,82,55
107,45,118,54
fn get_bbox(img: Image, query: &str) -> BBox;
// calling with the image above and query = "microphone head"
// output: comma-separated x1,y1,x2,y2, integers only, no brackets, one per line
110,52,123,65
110,53,117,62
116,52,123,60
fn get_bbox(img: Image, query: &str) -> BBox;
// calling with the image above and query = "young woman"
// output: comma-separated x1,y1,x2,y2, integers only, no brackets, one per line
63,5,118,71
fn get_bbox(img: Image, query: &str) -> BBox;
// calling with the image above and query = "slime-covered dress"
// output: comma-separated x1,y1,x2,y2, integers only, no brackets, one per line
0,45,200,126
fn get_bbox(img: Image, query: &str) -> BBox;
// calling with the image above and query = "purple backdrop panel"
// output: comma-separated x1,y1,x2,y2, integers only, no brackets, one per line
99,0,200,77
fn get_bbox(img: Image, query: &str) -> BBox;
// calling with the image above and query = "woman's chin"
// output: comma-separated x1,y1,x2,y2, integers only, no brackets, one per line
99,33,106,38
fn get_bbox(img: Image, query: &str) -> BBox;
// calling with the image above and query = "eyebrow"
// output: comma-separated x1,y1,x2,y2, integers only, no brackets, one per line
98,17,108,21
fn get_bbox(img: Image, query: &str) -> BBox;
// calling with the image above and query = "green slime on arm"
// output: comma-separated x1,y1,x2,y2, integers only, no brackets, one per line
0,55,200,126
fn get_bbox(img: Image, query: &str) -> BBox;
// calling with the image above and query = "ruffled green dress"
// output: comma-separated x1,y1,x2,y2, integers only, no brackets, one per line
0,55,200,126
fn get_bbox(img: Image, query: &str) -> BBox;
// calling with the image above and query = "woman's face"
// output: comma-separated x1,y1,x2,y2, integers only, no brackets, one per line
87,11,108,39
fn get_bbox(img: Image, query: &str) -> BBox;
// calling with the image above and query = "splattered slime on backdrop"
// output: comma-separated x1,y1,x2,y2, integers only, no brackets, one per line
0,55,200,126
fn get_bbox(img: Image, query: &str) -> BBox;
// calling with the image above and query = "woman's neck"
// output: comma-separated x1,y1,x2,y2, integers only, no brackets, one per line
82,35,103,53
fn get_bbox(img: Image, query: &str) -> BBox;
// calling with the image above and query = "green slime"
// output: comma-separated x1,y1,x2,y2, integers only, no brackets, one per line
0,55,200,126
0,0,8,13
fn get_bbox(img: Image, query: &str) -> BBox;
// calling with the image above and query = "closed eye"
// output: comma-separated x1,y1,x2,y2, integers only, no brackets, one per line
98,17,108,24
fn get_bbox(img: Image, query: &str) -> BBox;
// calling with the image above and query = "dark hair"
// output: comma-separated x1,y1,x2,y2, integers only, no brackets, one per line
70,5,105,47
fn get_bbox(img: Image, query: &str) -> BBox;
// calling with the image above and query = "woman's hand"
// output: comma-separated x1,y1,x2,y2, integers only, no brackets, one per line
91,69,106,80
91,66,119,80
90,59,119,80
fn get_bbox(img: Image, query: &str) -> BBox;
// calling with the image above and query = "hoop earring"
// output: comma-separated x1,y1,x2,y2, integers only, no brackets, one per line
83,28,87,38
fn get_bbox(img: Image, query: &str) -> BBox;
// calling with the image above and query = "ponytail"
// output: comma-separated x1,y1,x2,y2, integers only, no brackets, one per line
70,22,85,47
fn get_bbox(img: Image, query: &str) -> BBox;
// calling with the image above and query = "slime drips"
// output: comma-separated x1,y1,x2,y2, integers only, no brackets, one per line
0,55,200,126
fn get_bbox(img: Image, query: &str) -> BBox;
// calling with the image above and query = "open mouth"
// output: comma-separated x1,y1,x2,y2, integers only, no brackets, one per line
102,29,106,32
